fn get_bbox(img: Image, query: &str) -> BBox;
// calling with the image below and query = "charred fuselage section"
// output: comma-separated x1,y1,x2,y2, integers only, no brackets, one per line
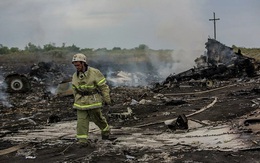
163,39,257,87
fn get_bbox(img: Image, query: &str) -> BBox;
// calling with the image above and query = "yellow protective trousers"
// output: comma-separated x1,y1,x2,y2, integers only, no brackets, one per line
76,108,110,142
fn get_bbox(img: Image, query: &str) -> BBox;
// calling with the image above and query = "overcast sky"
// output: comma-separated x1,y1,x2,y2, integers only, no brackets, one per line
0,0,259,50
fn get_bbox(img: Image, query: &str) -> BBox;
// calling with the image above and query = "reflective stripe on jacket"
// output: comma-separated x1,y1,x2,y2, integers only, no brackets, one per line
72,66,111,110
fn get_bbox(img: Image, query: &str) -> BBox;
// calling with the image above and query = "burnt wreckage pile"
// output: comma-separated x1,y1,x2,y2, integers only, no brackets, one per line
1,39,260,162
1,61,73,93
162,39,257,88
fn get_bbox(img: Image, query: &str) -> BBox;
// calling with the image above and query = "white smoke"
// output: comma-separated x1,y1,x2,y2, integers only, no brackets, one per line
106,70,148,87
0,92,13,108
99,0,208,85
47,86,57,95
99,47,203,87
0,73,13,108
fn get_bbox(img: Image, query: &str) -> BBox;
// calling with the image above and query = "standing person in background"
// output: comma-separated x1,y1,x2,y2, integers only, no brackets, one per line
71,53,111,145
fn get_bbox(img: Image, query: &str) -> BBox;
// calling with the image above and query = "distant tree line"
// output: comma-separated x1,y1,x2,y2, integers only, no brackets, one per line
0,43,176,64
0,43,153,55
1,42,258,62
0,43,89,55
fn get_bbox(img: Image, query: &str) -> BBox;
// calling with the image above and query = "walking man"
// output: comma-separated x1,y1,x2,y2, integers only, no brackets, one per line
71,53,111,144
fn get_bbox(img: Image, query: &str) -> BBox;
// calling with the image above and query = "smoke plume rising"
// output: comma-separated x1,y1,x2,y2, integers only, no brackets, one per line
0,72,13,108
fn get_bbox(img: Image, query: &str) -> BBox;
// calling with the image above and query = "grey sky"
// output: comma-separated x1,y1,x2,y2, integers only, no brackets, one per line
0,0,259,50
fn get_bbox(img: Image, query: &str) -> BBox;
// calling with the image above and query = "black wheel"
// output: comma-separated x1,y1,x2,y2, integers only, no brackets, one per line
4,74,31,93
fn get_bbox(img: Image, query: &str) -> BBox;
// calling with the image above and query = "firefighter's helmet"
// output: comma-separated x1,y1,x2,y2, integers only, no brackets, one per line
72,53,87,63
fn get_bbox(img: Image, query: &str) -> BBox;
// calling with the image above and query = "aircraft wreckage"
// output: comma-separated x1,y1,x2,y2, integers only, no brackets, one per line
1,39,259,96
159,39,258,89
1,39,260,162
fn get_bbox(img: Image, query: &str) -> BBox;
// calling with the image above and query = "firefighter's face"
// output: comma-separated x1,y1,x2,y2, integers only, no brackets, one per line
73,61,84,72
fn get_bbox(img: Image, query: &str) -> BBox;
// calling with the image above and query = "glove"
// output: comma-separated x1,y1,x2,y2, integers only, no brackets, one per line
103,96,112,106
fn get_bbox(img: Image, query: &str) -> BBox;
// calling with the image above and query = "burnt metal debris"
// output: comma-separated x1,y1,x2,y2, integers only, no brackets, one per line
167,114,188,130
2,61,73,94
162,39,257,87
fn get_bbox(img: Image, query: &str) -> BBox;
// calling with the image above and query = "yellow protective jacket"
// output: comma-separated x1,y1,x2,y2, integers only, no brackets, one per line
72,66,111,110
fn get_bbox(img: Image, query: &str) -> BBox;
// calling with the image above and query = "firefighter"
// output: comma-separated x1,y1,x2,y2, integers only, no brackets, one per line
71,53,111,144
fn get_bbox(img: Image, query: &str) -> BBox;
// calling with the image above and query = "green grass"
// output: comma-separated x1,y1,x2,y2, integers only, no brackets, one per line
233,47,260,61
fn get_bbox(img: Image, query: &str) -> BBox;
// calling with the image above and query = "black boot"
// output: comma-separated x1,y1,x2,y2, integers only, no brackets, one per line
102,135,117,141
